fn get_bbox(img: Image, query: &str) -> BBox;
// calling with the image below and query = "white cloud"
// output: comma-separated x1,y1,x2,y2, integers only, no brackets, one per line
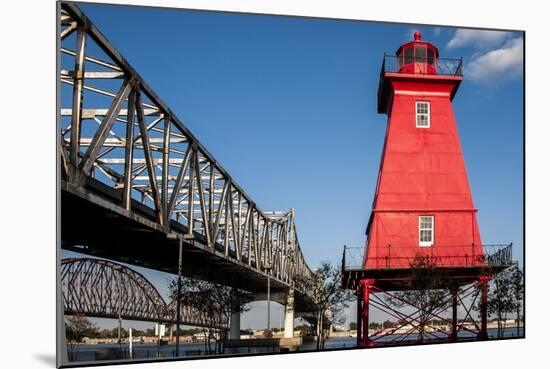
465,37,523,84
447,29,509,49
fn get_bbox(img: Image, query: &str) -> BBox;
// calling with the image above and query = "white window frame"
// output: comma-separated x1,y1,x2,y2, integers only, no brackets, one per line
419,215,434,247
416,101,430,128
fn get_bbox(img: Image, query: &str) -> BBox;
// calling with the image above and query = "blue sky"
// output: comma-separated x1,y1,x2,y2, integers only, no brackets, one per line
64,2,524,329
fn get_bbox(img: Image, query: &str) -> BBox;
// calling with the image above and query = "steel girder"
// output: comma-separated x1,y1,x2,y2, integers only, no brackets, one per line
58,2,314,294
356,279,489,347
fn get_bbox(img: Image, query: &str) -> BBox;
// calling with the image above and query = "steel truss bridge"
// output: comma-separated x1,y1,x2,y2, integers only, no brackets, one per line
62,258,227,328
58,2,314,310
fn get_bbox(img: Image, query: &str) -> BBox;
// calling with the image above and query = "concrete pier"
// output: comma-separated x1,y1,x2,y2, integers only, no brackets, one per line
230,297,241,340
283,289,295,338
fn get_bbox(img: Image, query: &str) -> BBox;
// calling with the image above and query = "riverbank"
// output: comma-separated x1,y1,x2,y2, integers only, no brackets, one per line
68,327,524,363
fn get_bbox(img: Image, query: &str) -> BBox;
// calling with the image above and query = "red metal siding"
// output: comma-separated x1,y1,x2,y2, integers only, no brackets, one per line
364,77,484,269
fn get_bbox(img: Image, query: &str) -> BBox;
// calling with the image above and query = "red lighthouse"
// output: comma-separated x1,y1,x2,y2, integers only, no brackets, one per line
341,32,513,348
365,31,484,269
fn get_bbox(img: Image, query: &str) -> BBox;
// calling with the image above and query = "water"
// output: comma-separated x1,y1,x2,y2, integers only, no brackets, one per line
68,327,524,362
70,342,278,362
316,327,524,349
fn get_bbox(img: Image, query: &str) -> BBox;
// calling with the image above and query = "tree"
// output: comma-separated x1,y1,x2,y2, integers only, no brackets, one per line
368,322,381,330
511,265,524,336
294,324,312,337
382,320,395,329
297,261,354,350
389,255,451,341
174,327,201,337
111,327,127,339
131,329,150,337
168,277,253,354
65,314,99,361
98,329,112,338
481,265,524,338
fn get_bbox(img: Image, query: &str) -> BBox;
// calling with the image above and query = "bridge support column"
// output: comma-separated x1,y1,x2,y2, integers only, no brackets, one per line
229,297,241,340
284,288,295,338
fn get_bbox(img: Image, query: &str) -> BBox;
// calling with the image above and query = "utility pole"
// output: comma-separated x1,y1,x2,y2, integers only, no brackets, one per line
114,265,123,352
175,235,183,357
129,328,133,359
168,233,188,357
168,232,190,357
264,263,272,335
267,273,271,332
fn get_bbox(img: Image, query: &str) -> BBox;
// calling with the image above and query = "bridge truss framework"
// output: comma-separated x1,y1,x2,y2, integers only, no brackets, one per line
58,2,314,298
61,257,227,328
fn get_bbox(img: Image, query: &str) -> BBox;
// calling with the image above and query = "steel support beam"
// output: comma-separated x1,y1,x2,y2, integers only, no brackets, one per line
161,117,171,211
360,279,375,348
122,88,136,210
166,146,192,221
187,147,196,234
478,276,491,340
136,90,164,225
356,286,362,348
81,80,132,175
69,26,86,167
451,288,458,342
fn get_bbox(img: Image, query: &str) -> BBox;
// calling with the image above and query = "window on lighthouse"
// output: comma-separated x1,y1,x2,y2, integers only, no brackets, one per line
428,48,435,65
419,216,434,247
404,47,414,65
415,45,427,63
416,101,430,128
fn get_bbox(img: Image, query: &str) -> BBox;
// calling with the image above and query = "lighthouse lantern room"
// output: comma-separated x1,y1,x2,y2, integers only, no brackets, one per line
397,31,438,74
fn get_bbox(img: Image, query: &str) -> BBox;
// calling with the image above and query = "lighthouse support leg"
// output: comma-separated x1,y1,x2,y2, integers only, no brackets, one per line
360,279,375,347
478,276,491,340
356,286,362,348
450,288,458,342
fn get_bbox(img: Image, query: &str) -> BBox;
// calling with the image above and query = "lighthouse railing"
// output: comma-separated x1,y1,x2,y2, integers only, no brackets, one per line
342,243,513,270
381,55,463,77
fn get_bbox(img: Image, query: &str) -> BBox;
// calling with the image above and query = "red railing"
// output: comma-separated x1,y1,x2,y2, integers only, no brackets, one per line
342,243,513,270
381,54,463,77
